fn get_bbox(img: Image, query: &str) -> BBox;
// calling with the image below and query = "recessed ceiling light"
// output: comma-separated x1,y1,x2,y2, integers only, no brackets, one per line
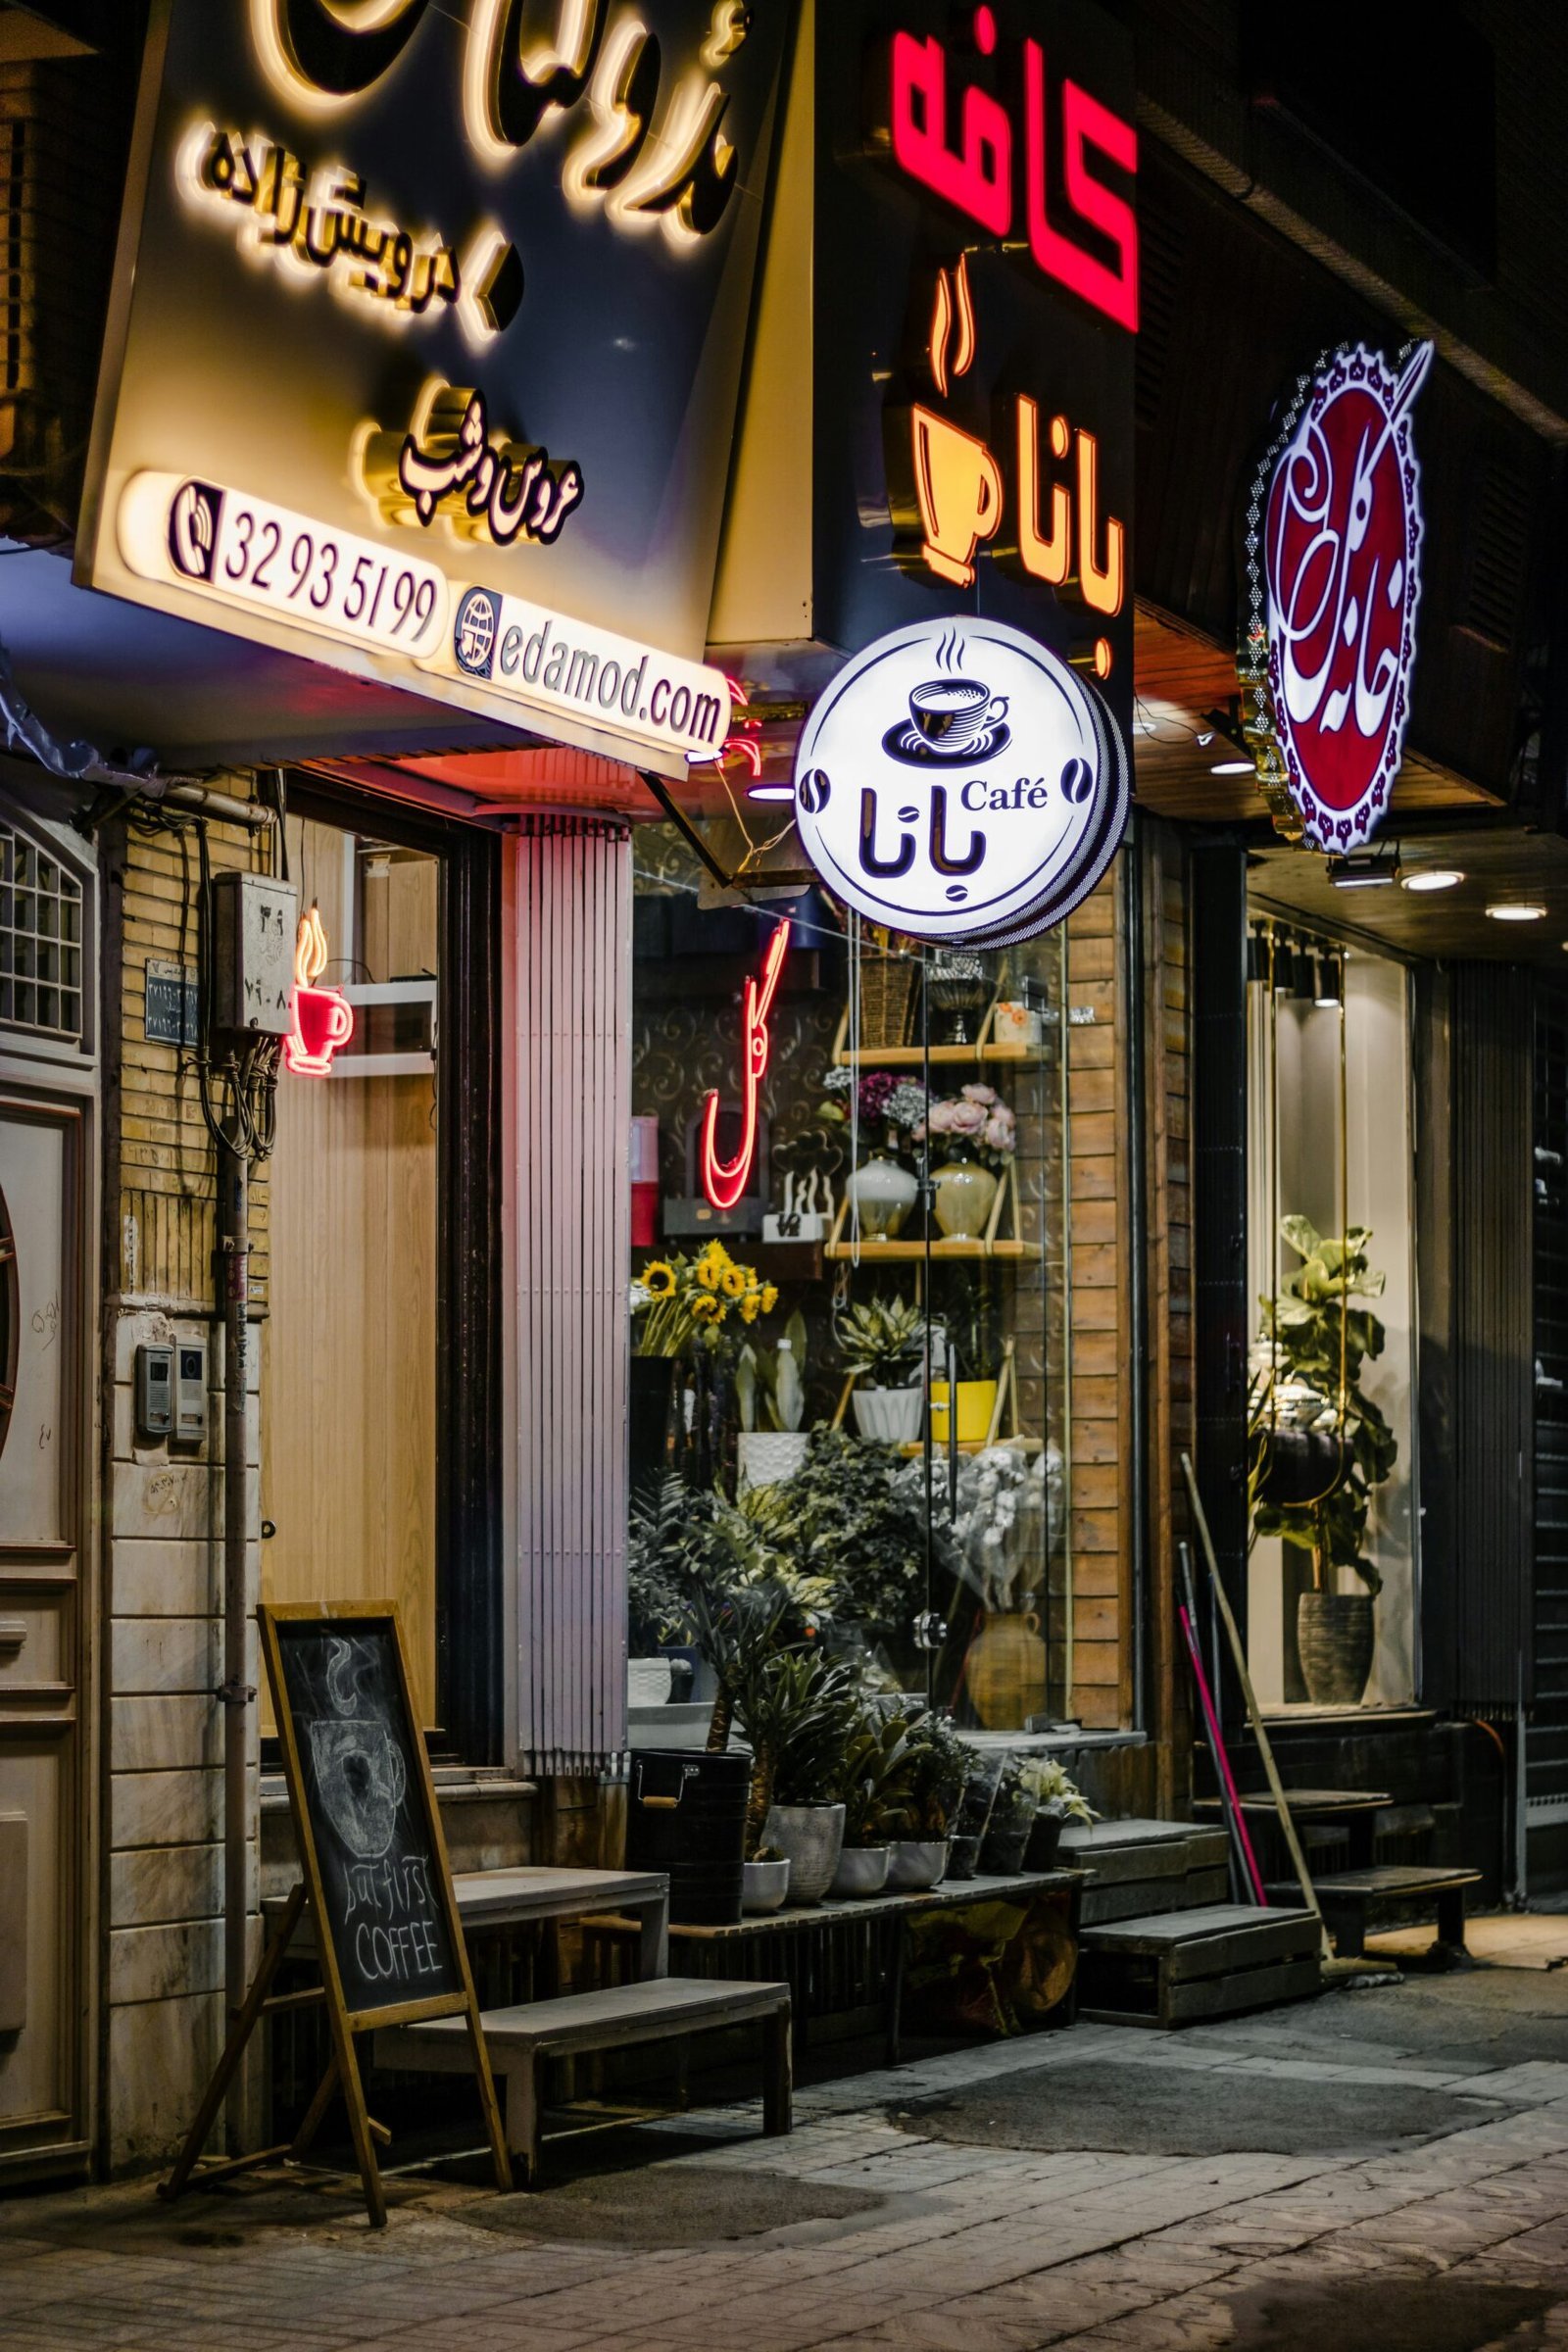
1401,868,1464,893
747,785,795,804
1210,759,1253,776
1487,903,1546,921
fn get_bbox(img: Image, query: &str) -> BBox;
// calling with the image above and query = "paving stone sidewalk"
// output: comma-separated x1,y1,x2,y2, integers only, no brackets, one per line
6,1968,1568,2350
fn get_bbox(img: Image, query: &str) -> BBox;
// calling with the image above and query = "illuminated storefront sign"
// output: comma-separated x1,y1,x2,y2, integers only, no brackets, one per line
433,582,730,762
700,920,790,1210
76,0,786,773
284,902,354,1077
792,615,1128,947
1240,340,1433,851
883,6,1138,332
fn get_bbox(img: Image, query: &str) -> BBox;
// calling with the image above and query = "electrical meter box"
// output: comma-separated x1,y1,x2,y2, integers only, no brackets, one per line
174,1341,208,1443
211,871,298,1035
134,1344,172,1439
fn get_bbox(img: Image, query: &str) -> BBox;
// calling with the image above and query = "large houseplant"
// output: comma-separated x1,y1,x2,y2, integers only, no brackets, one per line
1250,1216,1398,1705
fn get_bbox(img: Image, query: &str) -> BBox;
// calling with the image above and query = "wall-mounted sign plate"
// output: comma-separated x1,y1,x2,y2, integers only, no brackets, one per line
792,614,1128,945
75,0,785,775
143,958,199,1047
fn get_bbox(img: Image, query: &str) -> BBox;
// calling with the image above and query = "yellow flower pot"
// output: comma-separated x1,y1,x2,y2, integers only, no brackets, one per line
929,1379,999,1446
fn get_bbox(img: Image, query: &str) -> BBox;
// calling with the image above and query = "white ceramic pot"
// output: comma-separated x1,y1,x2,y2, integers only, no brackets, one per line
847,1156,918,1239
762,1802,846,1907
627,1656,673,1708
887,1838,950,1890
736,1429,810,1491
852,1384,924,1444
742,1857,791,1914
830,1844,892,1898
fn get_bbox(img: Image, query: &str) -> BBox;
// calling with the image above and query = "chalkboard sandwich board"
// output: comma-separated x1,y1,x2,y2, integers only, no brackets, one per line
162,1603,510,2226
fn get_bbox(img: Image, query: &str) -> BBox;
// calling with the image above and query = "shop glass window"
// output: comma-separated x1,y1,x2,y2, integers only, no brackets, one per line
626,823,1075,1737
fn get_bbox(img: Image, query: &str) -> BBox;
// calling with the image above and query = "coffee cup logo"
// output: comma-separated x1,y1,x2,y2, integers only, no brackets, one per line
911,405,1002,587
793,617,1129,947
283,901,355,1078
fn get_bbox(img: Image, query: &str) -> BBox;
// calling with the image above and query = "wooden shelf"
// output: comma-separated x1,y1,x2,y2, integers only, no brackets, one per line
824,1238,1032,1261
831,1042,1036,1068
896,1434,1040,1457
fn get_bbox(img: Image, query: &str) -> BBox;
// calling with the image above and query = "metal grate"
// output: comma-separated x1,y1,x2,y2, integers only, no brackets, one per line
1461,452,1533,652
1532,985,1568,1801
0,820,82,1040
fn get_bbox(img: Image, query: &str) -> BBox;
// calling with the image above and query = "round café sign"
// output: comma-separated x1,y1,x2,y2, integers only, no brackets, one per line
1245,340,1433,853
791,617,1129,945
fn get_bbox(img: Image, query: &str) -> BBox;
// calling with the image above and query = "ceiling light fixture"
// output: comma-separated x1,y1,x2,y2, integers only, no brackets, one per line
1210,758,1253,775
1401,867,1464,893
1487,902,1546,921
1315,953,1343,1008
1328,850,1400,889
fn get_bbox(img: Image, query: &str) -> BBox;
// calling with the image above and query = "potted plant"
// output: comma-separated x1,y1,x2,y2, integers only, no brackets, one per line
743,1844,791,1914
887,1707,970,1887
977,1752,1037,1876
1018,1756,1097,1869
769,1427,929,1637
836,1296,925,1444
733,1648,860,1903
911,1083,1015,1241
1250,1217,1397,1706
736,1310,811,1489
829,1706,913,1896
928,1283,1006,1446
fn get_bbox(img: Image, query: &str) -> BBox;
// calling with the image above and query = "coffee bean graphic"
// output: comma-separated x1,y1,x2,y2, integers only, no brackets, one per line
799,769,831,815
1061,758,1094,805
946,884,968,901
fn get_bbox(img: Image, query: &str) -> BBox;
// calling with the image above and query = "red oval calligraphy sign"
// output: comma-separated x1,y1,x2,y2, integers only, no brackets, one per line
1248,340,1432,852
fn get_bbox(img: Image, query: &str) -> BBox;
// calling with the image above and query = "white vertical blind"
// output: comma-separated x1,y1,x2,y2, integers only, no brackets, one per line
503,818,630,1775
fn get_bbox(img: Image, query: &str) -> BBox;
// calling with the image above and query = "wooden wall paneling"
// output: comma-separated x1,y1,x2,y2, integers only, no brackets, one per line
260,819,438,1728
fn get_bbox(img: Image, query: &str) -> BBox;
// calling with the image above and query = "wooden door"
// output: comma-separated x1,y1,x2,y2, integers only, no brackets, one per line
0,1093,91,2173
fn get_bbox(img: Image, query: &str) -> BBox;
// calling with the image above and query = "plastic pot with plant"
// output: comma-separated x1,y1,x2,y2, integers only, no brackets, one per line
1017,1756,1097,1868
836,1295,925,1445
736,1310,811,1489
732,1649,861,1900
828,1707,914,1897
886,1706,971,1886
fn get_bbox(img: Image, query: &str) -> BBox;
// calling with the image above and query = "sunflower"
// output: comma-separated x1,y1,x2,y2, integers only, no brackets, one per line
690,1292,721,1321
643,1260,676,1299
761,1284,779,1314
740,1295,761,1325
720,1262,747,1298
696,1256,721,1292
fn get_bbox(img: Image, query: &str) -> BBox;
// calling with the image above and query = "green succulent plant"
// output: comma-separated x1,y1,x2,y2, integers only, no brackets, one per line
832,1708,915,1847
834,1296,924,1386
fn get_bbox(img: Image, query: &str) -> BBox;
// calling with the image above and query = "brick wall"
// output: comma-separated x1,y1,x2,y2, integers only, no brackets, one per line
100,792,270,2167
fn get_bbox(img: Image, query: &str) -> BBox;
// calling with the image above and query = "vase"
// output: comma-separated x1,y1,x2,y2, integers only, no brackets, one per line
946,1833,981,1881
852,1384,924,1444
762,1802,846,1907
886,1838,950,1890
627,1656,673,1708
929,1379,1000,1446
629,1355,678,1492
742,1857,791,1914
736,1429,810,1490
932,1153,998,1241
830,1844,891,1898
963,1609,1046,1728
1298,1592,1375,1706
847,1155,918,1239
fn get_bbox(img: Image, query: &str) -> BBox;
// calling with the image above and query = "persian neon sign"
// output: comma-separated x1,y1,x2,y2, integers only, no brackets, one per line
883,7,1138,332
699,921,790,1210
284,902,355,1076
1241,340,1432,851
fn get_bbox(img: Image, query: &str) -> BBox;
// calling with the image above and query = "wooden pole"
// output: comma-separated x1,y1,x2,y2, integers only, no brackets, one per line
1181,1452,1332,1962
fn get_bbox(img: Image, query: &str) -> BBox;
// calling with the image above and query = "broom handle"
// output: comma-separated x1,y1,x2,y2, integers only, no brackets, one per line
1181,1452,1331,1958
1179,1600,1264,1904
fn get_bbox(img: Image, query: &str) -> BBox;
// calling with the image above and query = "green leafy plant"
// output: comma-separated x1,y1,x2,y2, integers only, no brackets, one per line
832,1707,914,1846
1250,1216,1397,1597
834,1296,924,1388
892,1708,974,1838
737,1310,809,1432
1017,1755,1096,1825
769,1426,931,1629
731,1651,863,1857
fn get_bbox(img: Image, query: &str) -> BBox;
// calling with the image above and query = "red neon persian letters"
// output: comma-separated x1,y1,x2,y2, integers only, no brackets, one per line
699,921,790,1211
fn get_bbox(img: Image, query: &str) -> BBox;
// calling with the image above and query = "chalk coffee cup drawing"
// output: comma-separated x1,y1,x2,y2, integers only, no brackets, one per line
309,1717,407,1860
909,678,1008,753
912,408,1002,587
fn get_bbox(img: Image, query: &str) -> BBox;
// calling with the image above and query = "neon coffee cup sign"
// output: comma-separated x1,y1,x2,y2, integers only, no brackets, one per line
1243,340,1433,852
792,616,1128,946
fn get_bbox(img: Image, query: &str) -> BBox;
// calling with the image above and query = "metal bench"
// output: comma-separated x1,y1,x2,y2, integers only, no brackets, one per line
376,1976,792,2185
